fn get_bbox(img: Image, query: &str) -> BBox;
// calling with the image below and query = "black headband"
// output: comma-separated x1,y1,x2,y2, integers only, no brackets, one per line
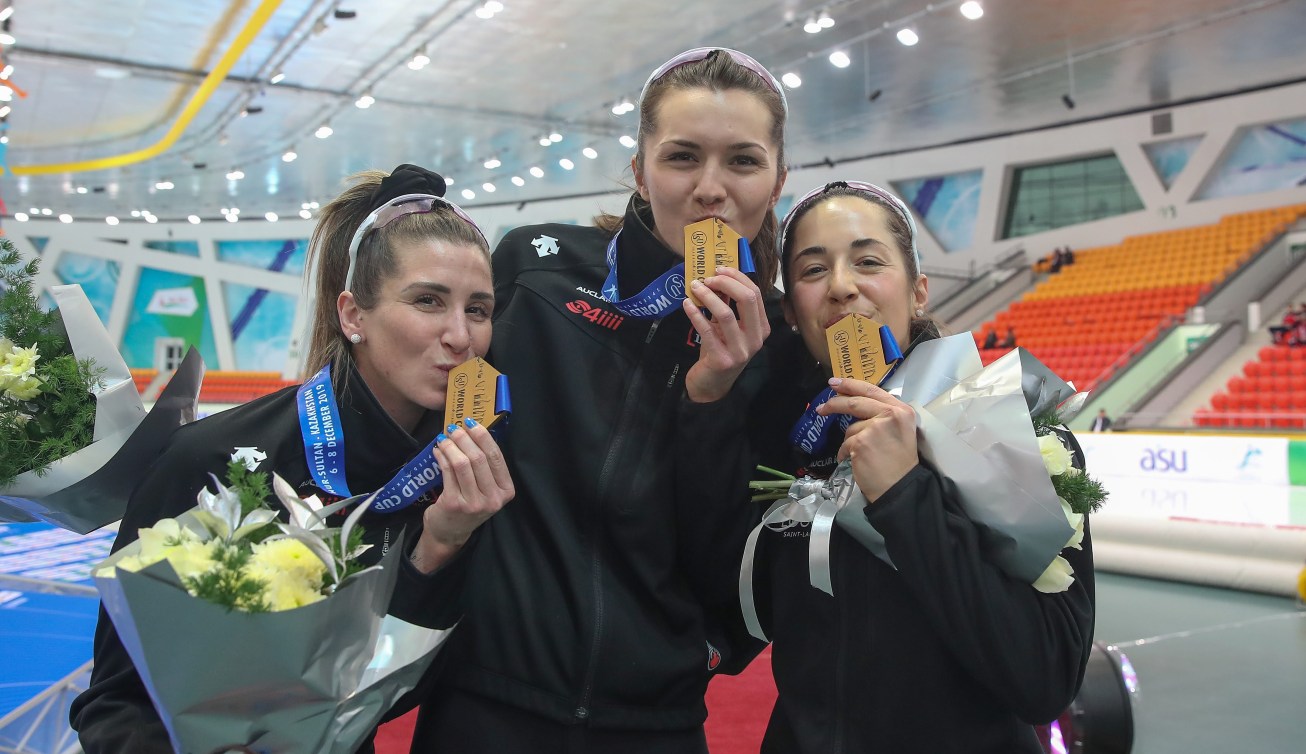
368,164,448,211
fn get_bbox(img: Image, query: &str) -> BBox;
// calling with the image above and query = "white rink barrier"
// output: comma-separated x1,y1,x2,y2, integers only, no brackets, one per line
1092,514,1306,597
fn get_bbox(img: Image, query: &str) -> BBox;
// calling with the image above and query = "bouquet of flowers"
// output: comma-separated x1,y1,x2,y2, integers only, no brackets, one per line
742,334,1105,641
94,460,450,754
0,240,203,533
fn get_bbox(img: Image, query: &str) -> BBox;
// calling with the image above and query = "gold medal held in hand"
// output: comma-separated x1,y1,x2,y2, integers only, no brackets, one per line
825,313,901,385
444,357,509,430
684,218,742,307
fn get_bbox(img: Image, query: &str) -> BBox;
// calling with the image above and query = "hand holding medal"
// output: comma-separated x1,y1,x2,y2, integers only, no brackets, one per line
681,218,771,403
414,357,515,573
816,314,915,503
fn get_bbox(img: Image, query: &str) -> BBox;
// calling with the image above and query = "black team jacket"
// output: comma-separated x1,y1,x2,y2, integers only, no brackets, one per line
415,199,788,733
751,360,1096,754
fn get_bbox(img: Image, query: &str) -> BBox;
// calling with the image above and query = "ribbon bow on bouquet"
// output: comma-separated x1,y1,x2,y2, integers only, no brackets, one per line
740,333,1104,643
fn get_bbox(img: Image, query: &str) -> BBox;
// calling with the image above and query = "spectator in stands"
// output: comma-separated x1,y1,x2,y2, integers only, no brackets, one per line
1090,409,1112,432
71,165,515,753
1000,326,1018,348
1063,245,1075,265
751,179,1094,753
983,328,999,350
1273,306,1300,345
1049,247,1063,274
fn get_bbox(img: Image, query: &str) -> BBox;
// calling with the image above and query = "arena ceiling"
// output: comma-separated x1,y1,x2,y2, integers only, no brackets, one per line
1,0,1304,223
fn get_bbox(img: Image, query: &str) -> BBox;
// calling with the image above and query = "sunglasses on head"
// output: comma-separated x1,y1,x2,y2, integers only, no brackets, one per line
344,193,487,292
780,181,920,269
640,47,788,115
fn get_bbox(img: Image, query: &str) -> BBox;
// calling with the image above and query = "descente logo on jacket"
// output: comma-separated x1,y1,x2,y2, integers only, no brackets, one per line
565,299,624,330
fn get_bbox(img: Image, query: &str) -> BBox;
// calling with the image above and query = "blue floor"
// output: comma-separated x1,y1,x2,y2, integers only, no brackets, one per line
0,521,110,720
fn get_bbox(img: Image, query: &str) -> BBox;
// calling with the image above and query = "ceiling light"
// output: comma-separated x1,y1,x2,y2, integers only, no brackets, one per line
75,186,89,194
230,207,240,215
539,136,552,146
0,65,11,79
803,17,821,34
40,208,52,215
219,208,229,215
897,28,919,46
0,105,12,118
299,209,311,219
619,134,636,148
511,176,525,186
59,214,73,223
461,188,476,200
0,34,15,46
315,124,333,139
484,157,501,169
0,136,8,144
282,150,297,162
482,182,496,192
475,5,494,19
269,72,286,84
106,216,119,225
408,50,430,70
829,51,851,68
818,11,835,29
485,1,504,11
155,181,174,190
443,177,454,186
132,210,142,217
355,93,375,108
188,215,201,224
549,132,563,143
308,202,319,209
582,147,598,159
559,158,574,170
781,72,801,88
265,212,278,222
960,1,984,20
529,166,544,178
144,215,158,224
611,98,634,115
13,212,26,221
226,214,239,223
226,169,245,180
0,8,13,23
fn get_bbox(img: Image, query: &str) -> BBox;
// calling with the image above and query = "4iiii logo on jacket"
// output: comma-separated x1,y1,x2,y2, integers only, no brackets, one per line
565,299,624,330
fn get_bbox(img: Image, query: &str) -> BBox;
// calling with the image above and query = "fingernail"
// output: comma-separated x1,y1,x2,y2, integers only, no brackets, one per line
691,278,705,288
446,423,459,435
828,377,843,387
436,433,448,444
464,417,478,428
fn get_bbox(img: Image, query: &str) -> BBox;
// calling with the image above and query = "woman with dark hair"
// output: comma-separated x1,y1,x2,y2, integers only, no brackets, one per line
70,165,514,753
750,181,1095,753
410,48,794,752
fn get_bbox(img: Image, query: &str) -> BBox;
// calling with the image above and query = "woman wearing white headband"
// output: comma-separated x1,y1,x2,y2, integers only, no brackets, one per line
409,49,793,752
70,165,514,753
748,181,1095,753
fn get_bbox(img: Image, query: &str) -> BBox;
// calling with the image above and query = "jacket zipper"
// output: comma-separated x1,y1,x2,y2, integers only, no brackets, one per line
574,318,663,721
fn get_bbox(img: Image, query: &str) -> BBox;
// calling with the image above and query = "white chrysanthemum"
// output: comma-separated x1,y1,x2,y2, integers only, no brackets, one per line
1038,433,1073,477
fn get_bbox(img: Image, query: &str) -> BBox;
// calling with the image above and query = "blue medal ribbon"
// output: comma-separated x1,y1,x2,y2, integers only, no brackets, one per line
599,231,757,320
297,365,513,513
789,324,904,455
297,365,351,498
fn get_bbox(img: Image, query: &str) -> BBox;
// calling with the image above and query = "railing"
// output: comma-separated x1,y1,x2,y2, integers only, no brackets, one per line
0,661,90,754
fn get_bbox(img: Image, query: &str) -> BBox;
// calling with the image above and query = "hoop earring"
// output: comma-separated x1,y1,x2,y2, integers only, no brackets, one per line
350,333,363,344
